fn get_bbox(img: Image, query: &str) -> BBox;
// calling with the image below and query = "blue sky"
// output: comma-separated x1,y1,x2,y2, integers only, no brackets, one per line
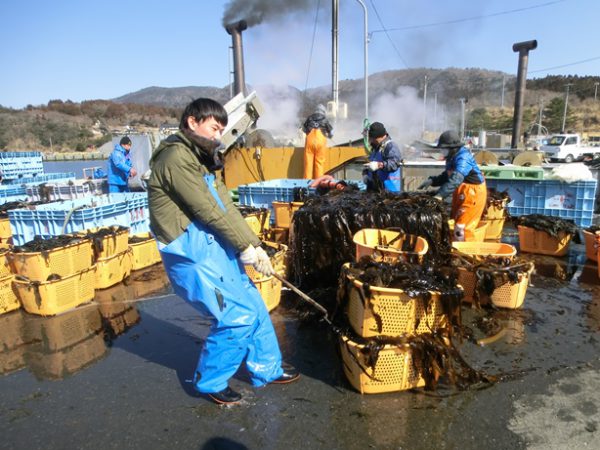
0,0,598,109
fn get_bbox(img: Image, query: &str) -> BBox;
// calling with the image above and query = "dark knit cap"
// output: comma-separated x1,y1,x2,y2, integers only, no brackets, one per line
368,122,387,139
120,136,132,146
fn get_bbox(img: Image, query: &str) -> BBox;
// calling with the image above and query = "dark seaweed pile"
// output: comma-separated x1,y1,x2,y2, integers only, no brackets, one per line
236,205,269,217
129,234,153,244
0,200,48,218
512,214,581,241
13,234,91,253
290,191,451,291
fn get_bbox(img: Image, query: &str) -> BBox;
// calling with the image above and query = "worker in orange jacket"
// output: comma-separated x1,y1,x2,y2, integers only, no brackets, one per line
302,110,333,179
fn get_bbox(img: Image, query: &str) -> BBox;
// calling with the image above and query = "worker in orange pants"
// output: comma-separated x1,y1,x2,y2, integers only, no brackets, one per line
302,110,333,179
419,130,486,241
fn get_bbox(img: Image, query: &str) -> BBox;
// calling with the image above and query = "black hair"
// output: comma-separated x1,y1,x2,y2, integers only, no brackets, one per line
179,98,228,131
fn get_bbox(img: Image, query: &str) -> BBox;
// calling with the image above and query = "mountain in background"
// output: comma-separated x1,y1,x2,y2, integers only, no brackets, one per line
1,67,599,151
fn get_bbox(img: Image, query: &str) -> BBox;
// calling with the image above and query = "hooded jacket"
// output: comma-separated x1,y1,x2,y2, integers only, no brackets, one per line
147,131,260,251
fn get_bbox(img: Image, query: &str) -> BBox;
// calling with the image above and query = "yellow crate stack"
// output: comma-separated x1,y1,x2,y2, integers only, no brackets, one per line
10,238,96,316
340,228,442,394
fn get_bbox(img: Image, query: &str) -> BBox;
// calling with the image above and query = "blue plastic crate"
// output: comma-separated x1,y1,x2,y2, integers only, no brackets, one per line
8,192,149,245
238,179,316,209
0,194,30,205
0,186,27,198
238,178,365,210
486,178,597,227
6,172,76,185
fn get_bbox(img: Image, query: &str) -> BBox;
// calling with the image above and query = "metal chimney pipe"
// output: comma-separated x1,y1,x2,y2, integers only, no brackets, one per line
511,39,537,149
225,20,248,97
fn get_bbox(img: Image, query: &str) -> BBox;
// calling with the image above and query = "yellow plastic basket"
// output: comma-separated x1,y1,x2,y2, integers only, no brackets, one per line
244,210,271,236
0,274,19,315
583,230,599,262
352,228,428,264
485,267,533,309
345,270,447,337
75,226,129,260
339,335,425,394
452,242,517,303
94,249,133,290
518,226,571,256
0,218,12,249
478,217,505,240
484,200,507,220
0,218,11,238
272,201,304,228
0,249,12,278
128,233,162,271
9,239,94,282
14,266,96,316
451,242,517,260
263,226,289,246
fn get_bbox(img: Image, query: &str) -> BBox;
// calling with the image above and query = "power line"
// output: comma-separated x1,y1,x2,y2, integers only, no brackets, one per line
303,0,321,93
370,0,566,34
367,0,409,68
529,56,600,74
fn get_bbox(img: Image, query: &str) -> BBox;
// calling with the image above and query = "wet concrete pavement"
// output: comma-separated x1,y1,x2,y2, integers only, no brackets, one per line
2,240,600,449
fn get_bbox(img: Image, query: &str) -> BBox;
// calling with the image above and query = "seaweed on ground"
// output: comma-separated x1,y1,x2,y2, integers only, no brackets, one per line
511,214,580,241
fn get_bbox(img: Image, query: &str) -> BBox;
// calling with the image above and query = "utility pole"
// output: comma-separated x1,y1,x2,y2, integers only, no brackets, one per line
422,75,428,134
595,82,599,101
538,99,543,135
501,75,505,109
562,83,573,133
433,92,438,132
459,98,467,140
354,0,369,121
332,0,339,116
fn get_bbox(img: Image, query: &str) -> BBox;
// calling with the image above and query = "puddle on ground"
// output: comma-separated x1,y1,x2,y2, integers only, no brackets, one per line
2,241,600,397
0,265,171,380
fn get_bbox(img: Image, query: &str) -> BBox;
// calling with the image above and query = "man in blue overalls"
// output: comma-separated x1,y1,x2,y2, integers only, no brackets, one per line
147,98,299,405
363,122,403,192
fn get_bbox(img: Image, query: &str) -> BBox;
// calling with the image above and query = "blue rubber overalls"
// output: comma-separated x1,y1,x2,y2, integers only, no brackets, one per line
368,150,402,192
158,174,283,393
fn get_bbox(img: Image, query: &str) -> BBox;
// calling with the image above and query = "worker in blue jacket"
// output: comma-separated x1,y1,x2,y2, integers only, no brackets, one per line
108,136,137,193
363,122,403,192
419,130,487,241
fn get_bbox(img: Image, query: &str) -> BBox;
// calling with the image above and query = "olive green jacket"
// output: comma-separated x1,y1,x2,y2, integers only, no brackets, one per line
147,131,260,251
